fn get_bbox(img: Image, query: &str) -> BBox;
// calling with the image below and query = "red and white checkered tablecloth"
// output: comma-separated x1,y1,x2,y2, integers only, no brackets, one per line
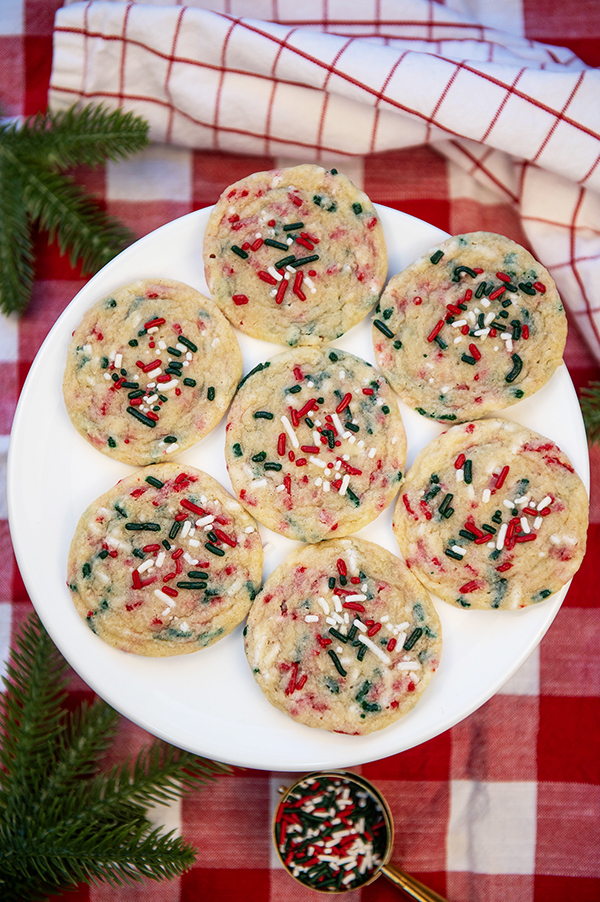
2,2,600,901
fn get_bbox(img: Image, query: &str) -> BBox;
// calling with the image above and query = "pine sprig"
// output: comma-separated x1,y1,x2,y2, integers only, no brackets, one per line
0,615,232,901
0,103,150,317
579,381,600,443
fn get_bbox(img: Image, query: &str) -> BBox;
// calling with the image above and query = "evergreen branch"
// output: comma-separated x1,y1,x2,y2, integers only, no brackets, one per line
19,160,134,273
580,381,600,444
0,156,35,316
0,104,150,170
0,617,69,804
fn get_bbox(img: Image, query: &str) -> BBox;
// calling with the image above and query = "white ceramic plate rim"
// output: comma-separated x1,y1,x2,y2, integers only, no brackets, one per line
8,204,589,771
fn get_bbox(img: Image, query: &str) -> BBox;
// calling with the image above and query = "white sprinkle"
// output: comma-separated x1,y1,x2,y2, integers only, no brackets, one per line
310,456,326,468
504,499,515,509
358,634,390,664
501,332,511,340
211,337,221,348
318,597,330,615
280,415,300,449
305,614,319,622
326,616,337,626
368,447,376,459
538,496,552,510
332,412,345,435
186,351,193,360
251,479,267,487
323,481,330,492
482,488,491,503
104,372,112,380
396,661,420,671
262,542,274,554
176,343,187,353
196,515,215,526
339,474,350,496
473,328,489,338
454,336,463,344
307,380,314,387
155,551,165,567
159,379,179,391
145,394,158,404
514,495,529,504
154,589,175,605
353,619,367,633
467,311,476,323
339,370,345,379
520,517,531,534
452,320,467,328
275,484,285,492
315,477,322,486
313,430,321,445
346,594,366,602
181,520,191,538
158,340,167,350
451,545,466,556
188,538,200,547
245,525,255,533
146,326,159,334
114,353,122,368
481,297,491,307
496,523,508,550
534,516,543,529
137,559,153,573
484,311,496,326
456,469,464,482
348,435,356,444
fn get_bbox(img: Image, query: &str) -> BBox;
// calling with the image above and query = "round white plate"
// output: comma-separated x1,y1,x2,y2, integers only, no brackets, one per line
8,205,589,771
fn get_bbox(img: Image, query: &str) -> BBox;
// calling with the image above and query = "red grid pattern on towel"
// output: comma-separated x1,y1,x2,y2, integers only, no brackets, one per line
1,2,599,901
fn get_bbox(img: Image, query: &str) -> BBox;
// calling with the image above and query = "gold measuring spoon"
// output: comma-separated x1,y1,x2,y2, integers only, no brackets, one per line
274,771,449,900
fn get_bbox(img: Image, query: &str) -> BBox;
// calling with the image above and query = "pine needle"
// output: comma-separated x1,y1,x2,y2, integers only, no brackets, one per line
579,381,600,444
0,614,232,900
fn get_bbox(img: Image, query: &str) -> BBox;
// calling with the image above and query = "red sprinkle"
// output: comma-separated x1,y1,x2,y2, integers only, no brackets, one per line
143,359,162,373
289,193,303,207
284,474,292,494
496,562,513,572
488,286,506,301
295,236,314,251
145,411,159,422
302,231,319,244
298,399,318,417
464,289,473,301
251,238,263,251
233,294,249,305
387,638,397,652
276,276,289,305
180,499,205,515
522,324,530,339
156,374,172,383
533,281,546,293
343,601,366,612
132,570,142,589
427,320,445,342
143,544,160,552
516,533,537,543
161,586,178,598
258,271,278,285
496,272,511,283
362,387,374,395
367,623,381,637
469,343,482,361
277,433,286,456
144,317,166,329
461,324,470,335
495,466,510,489
293,366,304,382
214,528,236,547
293,271,306,300
301,445,319,453
171,548,184,559
455,453,466,469
336,393,352,414
460,581,480,593
336,558,347,576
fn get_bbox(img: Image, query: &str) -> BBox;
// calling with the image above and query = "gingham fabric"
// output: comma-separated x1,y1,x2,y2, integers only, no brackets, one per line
2,2,600,901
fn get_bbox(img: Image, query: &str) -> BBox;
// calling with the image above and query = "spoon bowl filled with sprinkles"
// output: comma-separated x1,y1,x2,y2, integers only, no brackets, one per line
274,772,449,900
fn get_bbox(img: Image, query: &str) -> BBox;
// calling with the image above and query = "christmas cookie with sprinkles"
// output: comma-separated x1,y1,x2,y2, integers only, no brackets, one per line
244,538,442,734
393,418,588,610
373,232,567,422
203,164,387,346
67,464,263,656
63,278,242,465
225,348,406,542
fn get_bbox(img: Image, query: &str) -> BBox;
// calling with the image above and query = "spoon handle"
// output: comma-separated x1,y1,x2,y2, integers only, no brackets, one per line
380,863,450,902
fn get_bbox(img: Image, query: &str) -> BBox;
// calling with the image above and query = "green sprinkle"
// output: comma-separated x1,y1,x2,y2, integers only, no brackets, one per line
313,195,322,205
253,410,274,420
114,504,127,518
132,548,145,559
381,405,390,414
164,435,178,443
231,245,249,258
293,254,319,267
232,443,243,457
189,571,209,580
445,548,463,560
162,540,171,550
461,354,477,365
475,281,487,298
453,265,477,281
373,319,394,338
98,549,109,560
274,254,296,269
207,386,215,401
128,339,138,347
100,356,109,368
439,493,453,515
82,562,91,577
252,451,267,462
127,407,156,428
346,488,360,506
329,627,348,643
434,335,448,350
442,507,454,518
145,476,164,488
499,309,509,318
519,282,536,295
264,238,289,250
357,644,368,661
330,168,338,174
107,437,116,448
328,351,338,361
514,389,524,398
459,529,477,541
122,382,138,389
125,522,161,531
345,422,359,432
430,249,444,264
501,298,513,307
179,336,198,353
511,320,522,340
264,462,282,471
352,202,362,215
404,627,423,650
492,510,503,524
167,346,182,356
506,353,523,383
393,340,403,349
283,221,304,231
288,383,302,392
183,378,196,387
305,417,314,428
327,649,347,676
169,521,182,540
482,524,497,534
205,542,225,556
176,582,207,590
463,459,472,483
